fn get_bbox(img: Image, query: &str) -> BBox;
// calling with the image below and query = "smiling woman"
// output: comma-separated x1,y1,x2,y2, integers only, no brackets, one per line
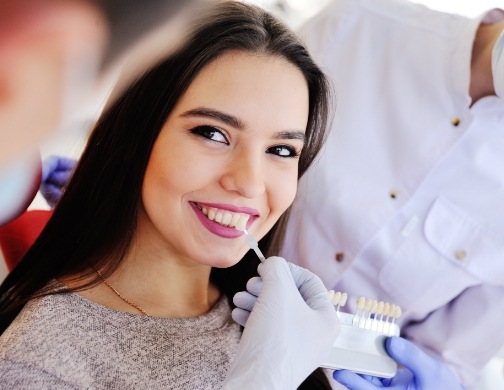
0,1,332,389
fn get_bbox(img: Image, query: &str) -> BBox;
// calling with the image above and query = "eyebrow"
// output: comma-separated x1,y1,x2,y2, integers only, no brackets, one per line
180,107,245,129
180,106,306,142
273,130,305,142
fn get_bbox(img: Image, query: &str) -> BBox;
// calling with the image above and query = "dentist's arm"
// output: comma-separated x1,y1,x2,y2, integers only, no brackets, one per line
222,256,340,389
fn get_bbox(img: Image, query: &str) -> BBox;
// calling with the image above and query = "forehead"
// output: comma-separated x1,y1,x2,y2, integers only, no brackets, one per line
173,50,310,131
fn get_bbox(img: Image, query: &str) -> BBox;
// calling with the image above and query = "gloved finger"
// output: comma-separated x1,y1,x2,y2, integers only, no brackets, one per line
256,256,298,291
46,170,72,186
387,367,415,386
41,156,60,182
233,291,257,312
40,184,63,208
286,262,333,311
231,308,250,327
385,337,439,380
359,374,383,386
245,276,262,296
55,156,78,171
333,370,382,389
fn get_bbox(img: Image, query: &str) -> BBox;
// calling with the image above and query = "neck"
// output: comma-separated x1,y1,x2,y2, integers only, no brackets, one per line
470,21,504,103
72,211,221,318
104,249,220,318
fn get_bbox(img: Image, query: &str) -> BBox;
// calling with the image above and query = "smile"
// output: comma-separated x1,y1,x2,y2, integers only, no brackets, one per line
191,202,257,238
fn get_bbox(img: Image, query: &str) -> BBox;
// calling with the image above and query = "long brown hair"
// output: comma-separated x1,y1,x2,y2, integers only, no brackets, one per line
0,2,332,387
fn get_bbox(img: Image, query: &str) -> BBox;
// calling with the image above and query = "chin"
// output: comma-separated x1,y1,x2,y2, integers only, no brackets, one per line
205,248,249,269
208,257,242,269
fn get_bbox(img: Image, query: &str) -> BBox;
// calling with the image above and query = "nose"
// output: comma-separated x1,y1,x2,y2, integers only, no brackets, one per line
220,150,266,199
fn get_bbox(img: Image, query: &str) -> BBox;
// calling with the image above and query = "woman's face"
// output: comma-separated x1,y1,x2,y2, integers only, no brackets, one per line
141,50,309,268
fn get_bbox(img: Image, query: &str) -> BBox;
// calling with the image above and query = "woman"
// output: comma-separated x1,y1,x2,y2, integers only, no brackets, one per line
0,2,334,388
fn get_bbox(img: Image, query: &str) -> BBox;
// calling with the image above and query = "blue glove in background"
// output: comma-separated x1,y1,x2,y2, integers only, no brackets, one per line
40,155,77,208
222,256,340,389
333,336,465,390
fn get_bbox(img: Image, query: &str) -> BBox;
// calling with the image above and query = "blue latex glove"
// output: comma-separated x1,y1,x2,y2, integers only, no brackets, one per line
333,336,465,390
40,155,77,208
222,256,340,389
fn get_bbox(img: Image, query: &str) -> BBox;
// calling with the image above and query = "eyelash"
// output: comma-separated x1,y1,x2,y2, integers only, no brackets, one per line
266,145,300,158
190,125,229,145
189,125,301,158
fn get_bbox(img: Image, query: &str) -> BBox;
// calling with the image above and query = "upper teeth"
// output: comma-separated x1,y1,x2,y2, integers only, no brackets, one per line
199,205,250,230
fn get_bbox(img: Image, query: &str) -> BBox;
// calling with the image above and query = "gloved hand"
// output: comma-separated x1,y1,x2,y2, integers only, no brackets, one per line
40,155,77,208
333,336,465,390
222,256,340,390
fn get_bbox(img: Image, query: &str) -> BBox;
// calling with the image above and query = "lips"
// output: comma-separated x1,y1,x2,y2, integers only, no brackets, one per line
190,202,257,238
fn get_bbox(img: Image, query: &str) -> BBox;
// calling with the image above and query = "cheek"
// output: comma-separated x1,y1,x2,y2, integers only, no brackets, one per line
268,169,298,215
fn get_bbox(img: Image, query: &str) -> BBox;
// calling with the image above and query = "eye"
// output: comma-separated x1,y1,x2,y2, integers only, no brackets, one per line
190,125,229,145
266,145,301,158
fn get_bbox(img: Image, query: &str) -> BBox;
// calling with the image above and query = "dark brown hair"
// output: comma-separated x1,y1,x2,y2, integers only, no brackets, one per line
0,2,332,387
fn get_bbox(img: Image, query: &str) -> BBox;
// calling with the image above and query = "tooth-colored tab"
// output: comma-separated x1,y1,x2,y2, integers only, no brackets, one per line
236,214,250,231
383,303,390,316
230,213,240,227
340,293,347,307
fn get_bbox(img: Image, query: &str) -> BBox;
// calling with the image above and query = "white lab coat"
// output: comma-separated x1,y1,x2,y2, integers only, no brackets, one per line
281,0,504,387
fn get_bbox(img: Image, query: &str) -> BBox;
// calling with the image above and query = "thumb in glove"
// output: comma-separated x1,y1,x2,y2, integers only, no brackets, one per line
224,256,340,389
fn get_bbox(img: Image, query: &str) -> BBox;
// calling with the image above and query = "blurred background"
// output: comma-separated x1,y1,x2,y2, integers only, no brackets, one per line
30,0,504,210
20,2,504,388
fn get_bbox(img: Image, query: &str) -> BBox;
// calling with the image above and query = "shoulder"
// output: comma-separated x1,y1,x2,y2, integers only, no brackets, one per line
0,291,110,366
0,361,76,389
0,294,89,388
298,0,470,52
0,294,81,359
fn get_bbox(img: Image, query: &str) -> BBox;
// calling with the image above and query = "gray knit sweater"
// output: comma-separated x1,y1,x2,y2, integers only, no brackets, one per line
0,291,241,389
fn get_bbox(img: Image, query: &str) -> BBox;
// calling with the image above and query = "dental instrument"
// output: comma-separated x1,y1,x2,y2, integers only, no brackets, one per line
322,292,402,378
235,214,266,262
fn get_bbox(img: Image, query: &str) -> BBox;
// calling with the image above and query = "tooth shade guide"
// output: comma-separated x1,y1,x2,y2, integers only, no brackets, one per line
235,214,249,231
322,293,402,378
331,291,401,336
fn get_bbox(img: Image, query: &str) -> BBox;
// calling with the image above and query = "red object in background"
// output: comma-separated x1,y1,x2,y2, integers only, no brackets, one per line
0,210,52,271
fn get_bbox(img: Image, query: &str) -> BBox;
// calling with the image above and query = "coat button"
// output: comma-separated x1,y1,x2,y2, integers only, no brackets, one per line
454,249,467,261
335,252,345,262
451,117,461,126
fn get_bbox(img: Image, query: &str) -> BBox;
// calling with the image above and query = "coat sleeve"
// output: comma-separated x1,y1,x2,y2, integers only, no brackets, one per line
402,284,504,389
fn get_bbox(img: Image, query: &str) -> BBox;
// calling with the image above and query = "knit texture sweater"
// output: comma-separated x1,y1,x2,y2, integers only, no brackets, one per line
0,291,241,389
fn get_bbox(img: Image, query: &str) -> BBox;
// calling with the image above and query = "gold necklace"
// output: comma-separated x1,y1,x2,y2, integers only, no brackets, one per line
95,269,149,316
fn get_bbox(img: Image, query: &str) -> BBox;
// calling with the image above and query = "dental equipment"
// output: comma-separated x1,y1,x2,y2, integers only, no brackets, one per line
233,214,399,377
235,214,265,262
322,292,402,378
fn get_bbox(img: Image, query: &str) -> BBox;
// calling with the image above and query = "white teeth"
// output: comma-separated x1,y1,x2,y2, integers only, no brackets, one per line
230,213,240,227
222,212,232,226
197,204,252,229
236,214,249,231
